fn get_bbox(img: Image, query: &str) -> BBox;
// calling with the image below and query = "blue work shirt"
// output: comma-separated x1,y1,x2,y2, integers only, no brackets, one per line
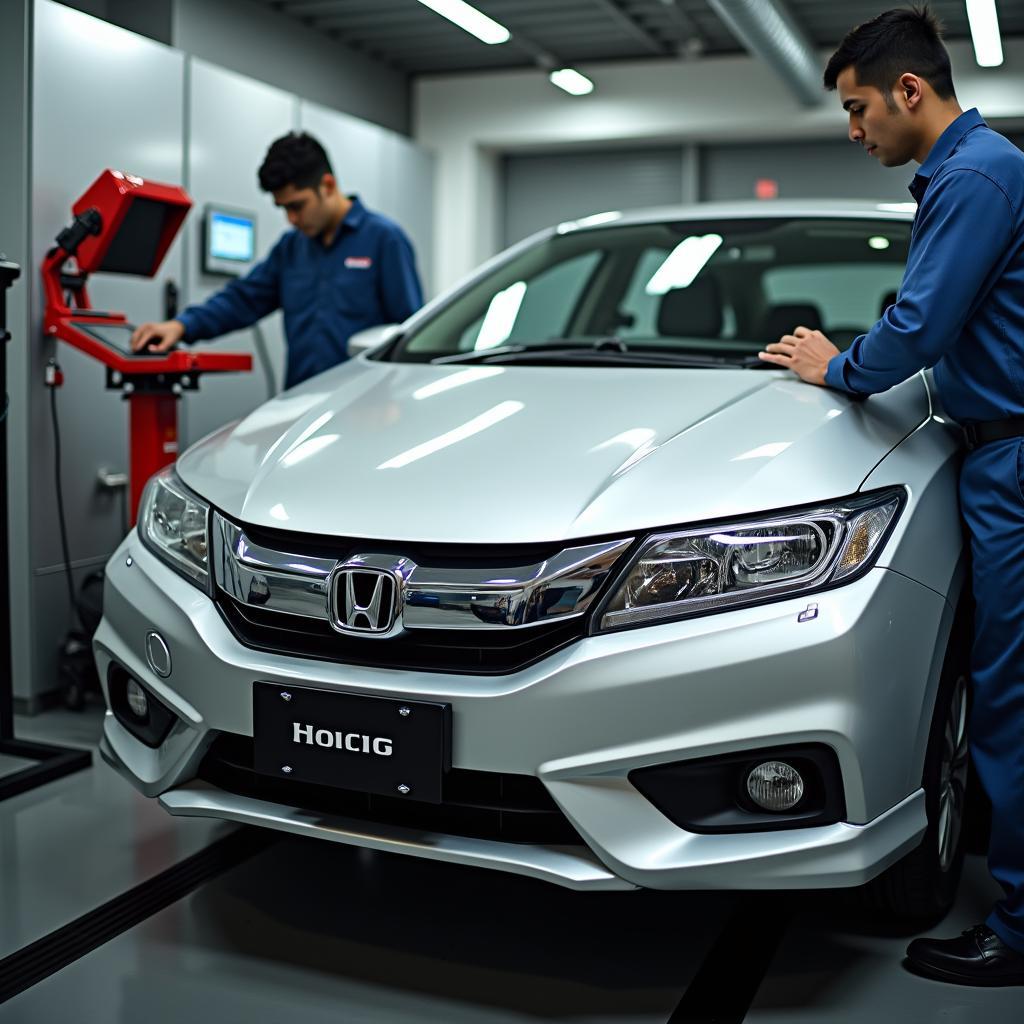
177,196,423,389
824,109,1024,423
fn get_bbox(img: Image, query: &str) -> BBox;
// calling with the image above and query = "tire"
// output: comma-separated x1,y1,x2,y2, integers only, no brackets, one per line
863,658,971,925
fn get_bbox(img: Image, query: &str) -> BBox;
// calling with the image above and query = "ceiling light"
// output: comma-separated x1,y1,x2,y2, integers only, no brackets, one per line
549,69,594,96
965,0,1003,67
415,0,510,45
868,236,890,250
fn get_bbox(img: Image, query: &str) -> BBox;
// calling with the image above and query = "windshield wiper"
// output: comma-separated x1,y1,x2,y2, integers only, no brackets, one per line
433,341,774,370
429,336,781,369
431,337,627,365
441,348,749,369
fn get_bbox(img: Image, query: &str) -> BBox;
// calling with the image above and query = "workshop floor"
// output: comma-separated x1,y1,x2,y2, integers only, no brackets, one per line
1,707,1021,1023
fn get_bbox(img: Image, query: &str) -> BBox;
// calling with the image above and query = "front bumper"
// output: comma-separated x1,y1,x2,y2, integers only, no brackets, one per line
95,533,948,892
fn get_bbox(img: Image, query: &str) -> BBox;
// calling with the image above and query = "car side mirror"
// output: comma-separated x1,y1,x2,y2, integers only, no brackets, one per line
347,323,400,358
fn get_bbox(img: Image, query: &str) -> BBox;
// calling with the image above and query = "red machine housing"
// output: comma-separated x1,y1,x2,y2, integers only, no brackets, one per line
42,170,252,521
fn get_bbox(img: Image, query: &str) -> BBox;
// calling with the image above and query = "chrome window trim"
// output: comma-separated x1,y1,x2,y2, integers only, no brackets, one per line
212,514,633,634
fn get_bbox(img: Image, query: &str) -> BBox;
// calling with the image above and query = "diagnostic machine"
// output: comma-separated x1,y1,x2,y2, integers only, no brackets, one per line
41,170,252,521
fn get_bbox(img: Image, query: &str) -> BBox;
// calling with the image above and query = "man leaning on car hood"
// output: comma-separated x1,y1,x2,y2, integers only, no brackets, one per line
758,6,1024,988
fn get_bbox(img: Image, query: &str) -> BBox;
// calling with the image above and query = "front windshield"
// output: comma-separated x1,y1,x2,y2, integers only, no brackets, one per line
389,217,911,364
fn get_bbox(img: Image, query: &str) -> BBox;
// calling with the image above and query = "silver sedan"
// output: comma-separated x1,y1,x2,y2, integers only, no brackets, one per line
96,201,970,923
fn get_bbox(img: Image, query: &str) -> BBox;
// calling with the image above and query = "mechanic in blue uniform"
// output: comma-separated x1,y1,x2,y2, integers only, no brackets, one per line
130,132,423,389
759,7,1024,986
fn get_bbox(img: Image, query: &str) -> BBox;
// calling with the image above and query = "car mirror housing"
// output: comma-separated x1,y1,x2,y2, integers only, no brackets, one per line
348,323,401,358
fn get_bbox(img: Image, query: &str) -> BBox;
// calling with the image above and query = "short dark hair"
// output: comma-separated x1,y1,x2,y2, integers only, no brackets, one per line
823,5,955,107
257,132,333,192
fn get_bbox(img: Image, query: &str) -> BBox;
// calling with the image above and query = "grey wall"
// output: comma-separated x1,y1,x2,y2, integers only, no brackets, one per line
503,148,690,247
500,137,917,248
180,60,297,449
172,0,409,135
378,133,436,298
54,0,409,134
28,0,187,704
700,139,913,203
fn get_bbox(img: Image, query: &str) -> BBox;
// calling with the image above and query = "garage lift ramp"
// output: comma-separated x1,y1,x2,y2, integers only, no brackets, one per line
1,257,91,800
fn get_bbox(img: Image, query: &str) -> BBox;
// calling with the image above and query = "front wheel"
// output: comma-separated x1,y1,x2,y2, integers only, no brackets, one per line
863,669,970,924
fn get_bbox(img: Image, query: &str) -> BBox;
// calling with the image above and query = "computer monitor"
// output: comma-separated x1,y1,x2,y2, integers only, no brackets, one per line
202,205,257,276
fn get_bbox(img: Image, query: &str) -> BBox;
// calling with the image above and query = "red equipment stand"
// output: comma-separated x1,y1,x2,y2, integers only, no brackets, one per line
41,169,251,522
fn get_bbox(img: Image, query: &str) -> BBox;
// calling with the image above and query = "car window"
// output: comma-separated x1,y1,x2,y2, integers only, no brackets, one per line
392,217,912,362
617,249,741,343
764,264,905,347
616,248,669,339
456,251,604,352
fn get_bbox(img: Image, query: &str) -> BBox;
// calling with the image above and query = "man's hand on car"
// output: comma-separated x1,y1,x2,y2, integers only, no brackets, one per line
758,326,840,386
130,319,185,353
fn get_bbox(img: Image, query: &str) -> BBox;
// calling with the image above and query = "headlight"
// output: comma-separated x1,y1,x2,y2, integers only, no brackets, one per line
138,469,211,589
598,488,904,631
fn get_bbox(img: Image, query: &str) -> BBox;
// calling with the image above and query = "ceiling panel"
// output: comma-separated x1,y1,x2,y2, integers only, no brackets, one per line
257,0,1024,75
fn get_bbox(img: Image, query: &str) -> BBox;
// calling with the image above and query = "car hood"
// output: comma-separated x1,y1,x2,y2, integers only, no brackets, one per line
177,358,927,544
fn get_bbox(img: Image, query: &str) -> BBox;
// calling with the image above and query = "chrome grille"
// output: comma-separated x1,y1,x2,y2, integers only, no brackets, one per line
212,516,635,673
213,513,632,634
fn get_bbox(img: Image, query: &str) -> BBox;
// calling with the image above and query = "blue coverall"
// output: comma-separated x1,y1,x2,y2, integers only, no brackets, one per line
826,109,1024,951
177,196,423,389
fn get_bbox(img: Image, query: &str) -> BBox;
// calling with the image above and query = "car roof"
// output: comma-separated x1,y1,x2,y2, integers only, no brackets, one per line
555,199,917,235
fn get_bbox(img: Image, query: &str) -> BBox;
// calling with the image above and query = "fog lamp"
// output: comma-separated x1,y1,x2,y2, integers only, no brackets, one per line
125,679,149,719
746,761,804,811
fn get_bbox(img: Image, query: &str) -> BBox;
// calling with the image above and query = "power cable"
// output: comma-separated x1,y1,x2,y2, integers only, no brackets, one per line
47,367,87,635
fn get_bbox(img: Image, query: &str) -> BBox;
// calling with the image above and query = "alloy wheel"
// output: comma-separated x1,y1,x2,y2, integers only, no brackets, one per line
937,674,970,872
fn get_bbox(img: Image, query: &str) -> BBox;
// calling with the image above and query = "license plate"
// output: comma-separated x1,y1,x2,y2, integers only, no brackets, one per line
253,682,451,803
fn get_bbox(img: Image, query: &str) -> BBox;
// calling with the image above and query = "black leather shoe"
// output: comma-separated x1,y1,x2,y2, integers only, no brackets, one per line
905,925,1024,986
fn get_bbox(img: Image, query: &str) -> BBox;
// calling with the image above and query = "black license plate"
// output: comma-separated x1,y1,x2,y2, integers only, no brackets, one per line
253,682,451,804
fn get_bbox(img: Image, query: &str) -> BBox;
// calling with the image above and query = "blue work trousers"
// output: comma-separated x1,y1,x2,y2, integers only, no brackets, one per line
960,437,1024,953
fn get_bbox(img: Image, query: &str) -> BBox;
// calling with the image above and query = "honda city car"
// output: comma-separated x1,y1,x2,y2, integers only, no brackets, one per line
96,201,971,922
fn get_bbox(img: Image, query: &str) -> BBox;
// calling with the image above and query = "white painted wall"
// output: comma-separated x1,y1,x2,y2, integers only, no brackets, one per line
415,39,1024,291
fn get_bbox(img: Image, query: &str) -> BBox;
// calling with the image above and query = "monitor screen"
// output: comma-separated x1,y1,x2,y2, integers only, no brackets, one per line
203,206,257,276
72,320,138,355
99,198,171,276
210,212,255,262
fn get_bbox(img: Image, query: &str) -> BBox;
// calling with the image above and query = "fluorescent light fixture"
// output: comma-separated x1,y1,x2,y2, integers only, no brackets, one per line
474,280,527,350
868,236,890,250
965,0,1003,67
415,0,510,45
645,234,724,295
549,68,594,96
